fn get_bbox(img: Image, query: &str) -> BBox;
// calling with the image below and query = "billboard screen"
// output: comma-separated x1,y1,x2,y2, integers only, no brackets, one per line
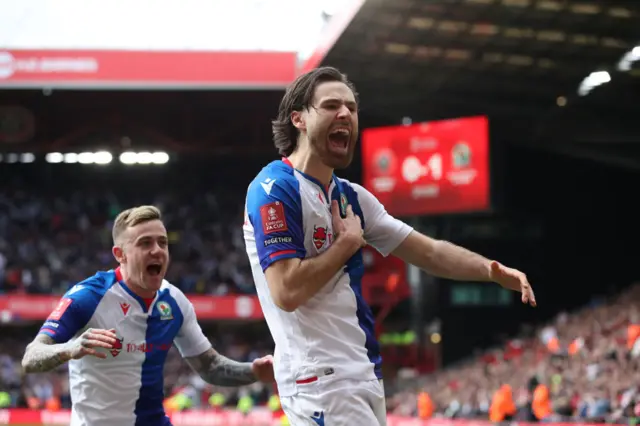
361,116,489,217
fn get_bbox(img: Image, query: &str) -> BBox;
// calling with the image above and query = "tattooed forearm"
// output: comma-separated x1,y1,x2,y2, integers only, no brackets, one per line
22,335,71,373
186,348,256,387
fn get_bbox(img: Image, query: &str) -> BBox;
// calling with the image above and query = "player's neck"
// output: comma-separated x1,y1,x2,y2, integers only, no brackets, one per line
119,267,156,299
287,150,333,187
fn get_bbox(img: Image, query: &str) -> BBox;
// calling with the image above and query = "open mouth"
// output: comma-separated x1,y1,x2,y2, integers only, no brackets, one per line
146,264,162,276
328,128,350,151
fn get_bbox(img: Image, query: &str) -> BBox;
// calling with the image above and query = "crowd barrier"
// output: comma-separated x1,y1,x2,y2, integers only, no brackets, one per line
0,409,623,426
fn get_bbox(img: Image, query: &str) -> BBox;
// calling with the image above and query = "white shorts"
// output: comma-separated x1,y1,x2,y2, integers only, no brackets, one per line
280,379,387,425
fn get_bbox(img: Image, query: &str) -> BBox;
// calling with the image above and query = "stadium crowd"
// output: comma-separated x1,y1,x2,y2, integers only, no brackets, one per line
0,184,254,297
390,284,640,423
1,185,640,423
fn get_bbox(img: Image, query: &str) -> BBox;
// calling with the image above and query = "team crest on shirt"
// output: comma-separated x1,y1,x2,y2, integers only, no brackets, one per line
156,301,173,320
339,193,348,216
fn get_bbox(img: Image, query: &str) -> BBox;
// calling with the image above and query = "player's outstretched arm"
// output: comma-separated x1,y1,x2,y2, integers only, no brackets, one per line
392,231,536,306
22,328,117,373
184,348,274,387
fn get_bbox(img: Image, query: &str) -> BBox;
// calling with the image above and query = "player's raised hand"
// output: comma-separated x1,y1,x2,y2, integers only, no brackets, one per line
67,328,118,360
489,261,537,307
251,355,275,383
331,201,366,250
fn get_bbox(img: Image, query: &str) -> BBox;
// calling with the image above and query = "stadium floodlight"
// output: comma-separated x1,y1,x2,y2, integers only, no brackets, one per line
64,153,79,163
93,151,113,165
136,152,153,165
151,151,170,164
6,153,18,163
119,151,138,165
45,152,64,163
20,153,35,163
577,70,611,96
117,151,171,165
78,152,95,164
617,45,640,72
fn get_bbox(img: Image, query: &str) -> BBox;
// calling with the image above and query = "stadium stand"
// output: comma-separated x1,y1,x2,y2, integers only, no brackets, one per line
389,284,640,424
0,182,253,297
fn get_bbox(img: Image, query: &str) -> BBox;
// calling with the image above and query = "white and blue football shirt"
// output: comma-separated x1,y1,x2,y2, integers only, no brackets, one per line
38,267,211,426
243,158,413,397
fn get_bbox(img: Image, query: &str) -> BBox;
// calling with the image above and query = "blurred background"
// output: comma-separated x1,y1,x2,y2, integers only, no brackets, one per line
1,0,639,425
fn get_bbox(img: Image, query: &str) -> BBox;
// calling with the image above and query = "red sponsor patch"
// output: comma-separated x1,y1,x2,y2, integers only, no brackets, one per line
260,202,288,235
48,298,72,321
313,225,328,250
110,338,124,357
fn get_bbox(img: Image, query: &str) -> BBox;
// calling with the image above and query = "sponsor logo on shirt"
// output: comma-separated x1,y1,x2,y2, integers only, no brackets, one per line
260,178,276,195
313,225,329,250
110,338,124,357
43,321,59,329
109,339,172,357
125,342,172,354
263,236,292,247
67,285,85,295
311,411,325,425
120,302,130,315
157,301,173,320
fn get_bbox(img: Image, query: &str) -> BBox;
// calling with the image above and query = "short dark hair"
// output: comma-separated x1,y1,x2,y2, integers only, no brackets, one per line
272,66,358,157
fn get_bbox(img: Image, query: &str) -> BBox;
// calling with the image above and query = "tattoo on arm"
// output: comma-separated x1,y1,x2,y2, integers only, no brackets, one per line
186,348,256,387
21,334,71,374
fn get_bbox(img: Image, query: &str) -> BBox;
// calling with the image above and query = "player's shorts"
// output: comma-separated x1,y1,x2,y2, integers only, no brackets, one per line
280,378,386,425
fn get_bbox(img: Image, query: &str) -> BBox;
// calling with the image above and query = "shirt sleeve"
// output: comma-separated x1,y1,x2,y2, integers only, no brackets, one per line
352,183,414,256
38,284,100,343
173,294,212,358
246,176,306,271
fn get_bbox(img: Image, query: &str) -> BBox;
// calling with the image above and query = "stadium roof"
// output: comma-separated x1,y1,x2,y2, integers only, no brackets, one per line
320,0,640,152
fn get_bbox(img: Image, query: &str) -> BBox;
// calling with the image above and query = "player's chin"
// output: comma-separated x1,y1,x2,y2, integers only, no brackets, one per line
325,148,354,169
325,137,355,169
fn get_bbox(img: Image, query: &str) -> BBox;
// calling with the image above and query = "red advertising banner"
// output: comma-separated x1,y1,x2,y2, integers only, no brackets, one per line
0,50,297,89
0,295,263,321
0,410,623,426
362,116,490,217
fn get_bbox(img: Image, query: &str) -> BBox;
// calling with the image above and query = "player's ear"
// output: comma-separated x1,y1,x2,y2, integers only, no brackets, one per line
112,245,125,263
291,110,306,131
